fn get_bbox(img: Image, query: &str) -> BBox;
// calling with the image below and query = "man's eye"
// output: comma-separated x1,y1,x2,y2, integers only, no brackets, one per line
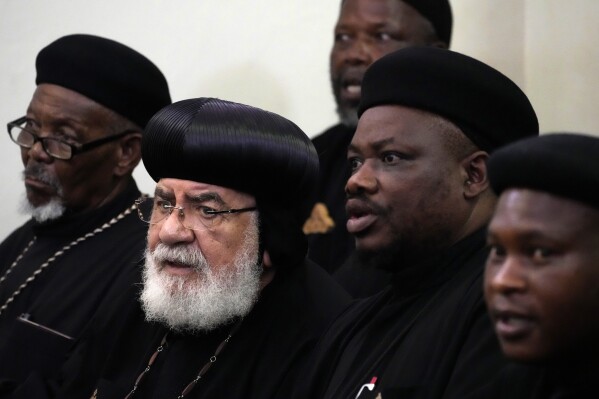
488,244,507,261
381,152,401,164
24,119,36,130
334,32,351,43
375,32,392,41
154,200,172,213
51,130,79,144
195,206,218,218
531,247,553,263
349,157,363,171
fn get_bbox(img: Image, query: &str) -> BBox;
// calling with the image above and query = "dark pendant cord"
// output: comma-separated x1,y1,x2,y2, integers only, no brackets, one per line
123,317,245,399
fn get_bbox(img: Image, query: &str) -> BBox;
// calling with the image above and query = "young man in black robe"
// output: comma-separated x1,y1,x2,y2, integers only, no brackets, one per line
292,47,539,399
304,0,452,297
0,34,171,391
11,98,351,398
482,133,599,398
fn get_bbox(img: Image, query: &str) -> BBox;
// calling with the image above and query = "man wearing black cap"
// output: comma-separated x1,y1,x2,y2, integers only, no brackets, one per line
0,34,171,390
305,0,453,297
293,46,539,399
482,133,599,398
17,98,350,399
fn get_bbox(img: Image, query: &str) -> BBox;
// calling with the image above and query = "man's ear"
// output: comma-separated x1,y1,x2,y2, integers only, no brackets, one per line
262,250,272,268
461,150,489,199
259,250,276,290
432,40,449,49
114,132,142,177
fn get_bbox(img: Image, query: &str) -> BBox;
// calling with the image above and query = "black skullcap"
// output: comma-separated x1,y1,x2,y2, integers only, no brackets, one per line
489,133,599,210
142,98,320,268
36,34,171,128
358,47,539,152
403,0,452,46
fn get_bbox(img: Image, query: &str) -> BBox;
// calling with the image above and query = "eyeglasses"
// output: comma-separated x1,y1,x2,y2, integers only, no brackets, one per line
135,196,257,231
7,116,136,160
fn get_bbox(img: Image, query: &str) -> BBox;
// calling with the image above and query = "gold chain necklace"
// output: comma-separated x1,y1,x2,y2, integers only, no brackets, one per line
0,201,138,317
120,318,245,399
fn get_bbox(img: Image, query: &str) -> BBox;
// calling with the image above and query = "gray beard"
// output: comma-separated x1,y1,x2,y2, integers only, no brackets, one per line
19,192,65,222
20,163,65,222
336,104,359,129
140,220,262,333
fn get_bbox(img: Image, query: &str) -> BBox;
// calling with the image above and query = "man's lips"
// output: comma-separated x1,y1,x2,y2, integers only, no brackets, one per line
340,78,362,102
342,81,361,98
346,199,378,234
491,307,536,340
24,176,56,195
337,68,365,103
161,260,198,276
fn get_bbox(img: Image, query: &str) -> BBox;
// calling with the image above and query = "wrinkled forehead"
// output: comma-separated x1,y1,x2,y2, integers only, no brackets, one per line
154,178,256,207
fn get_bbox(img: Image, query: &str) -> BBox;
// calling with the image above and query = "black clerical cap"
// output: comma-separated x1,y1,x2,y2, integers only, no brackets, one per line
488,133,599,210
142,98,319,267
403,0,452,45
358,47,539,152
36,34,171,128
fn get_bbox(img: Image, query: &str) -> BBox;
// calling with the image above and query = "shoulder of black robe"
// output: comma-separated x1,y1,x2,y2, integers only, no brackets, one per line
291,229,507,399
0,179,146,391
15,258,350,399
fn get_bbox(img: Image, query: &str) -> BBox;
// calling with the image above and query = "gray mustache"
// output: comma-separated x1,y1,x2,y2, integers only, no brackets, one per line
23,163,61,189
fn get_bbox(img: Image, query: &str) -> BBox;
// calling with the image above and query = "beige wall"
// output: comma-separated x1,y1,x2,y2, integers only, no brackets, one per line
1,0,598,239
452,0,599,134
525,0,599,133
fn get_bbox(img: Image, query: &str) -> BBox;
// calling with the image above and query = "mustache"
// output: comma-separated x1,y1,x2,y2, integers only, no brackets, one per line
23,163,61,189
150,243,208,272
345,192,388,216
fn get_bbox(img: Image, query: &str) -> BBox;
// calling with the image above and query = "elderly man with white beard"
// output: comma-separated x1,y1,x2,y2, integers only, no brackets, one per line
7,97,350,399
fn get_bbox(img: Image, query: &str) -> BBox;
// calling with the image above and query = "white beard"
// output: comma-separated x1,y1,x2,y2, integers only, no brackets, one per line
140,217,262,333
19,193,66,222
20,163,65,222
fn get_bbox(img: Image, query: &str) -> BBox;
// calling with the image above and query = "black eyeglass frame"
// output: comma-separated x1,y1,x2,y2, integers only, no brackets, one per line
7,116,137,160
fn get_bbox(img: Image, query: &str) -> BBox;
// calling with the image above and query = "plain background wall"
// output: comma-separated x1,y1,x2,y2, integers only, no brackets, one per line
1,0,598,240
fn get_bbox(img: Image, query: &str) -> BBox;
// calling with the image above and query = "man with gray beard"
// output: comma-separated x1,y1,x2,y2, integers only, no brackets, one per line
0,34,171,393
9,98,350,399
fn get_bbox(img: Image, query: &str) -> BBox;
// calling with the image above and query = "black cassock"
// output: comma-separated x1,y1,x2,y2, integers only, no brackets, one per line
13,258,350,398
474,363,599,399
0,179,146,391
294,229,507,399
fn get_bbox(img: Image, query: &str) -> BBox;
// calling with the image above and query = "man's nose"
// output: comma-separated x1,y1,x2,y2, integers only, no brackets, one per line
488,256,527,295
343,38,373,66
157,208,195,245
346,161,377,195
25,139,53,163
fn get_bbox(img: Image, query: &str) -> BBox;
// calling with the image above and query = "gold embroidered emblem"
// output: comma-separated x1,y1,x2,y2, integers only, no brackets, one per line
303,202,335,234
90,388,98,399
